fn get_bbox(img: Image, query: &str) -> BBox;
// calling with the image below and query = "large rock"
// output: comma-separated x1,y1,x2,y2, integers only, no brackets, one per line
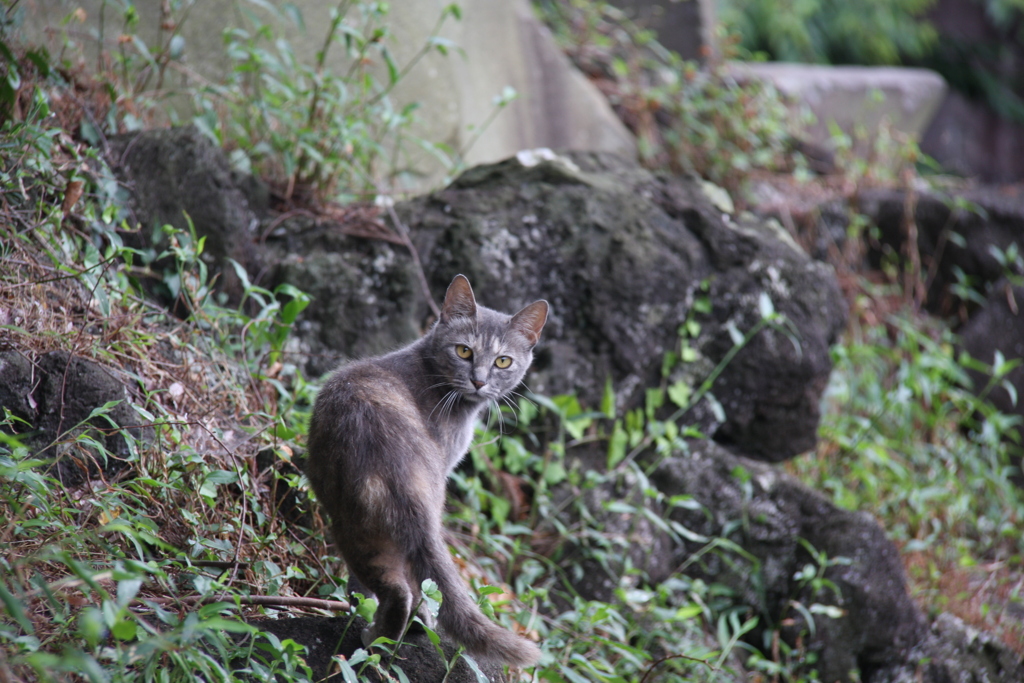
606,0,719,63
958,279,1024,481
399,151,847,460
872,613,1024,683
729,63,947,158
0,350,150,486
922,90,1024,184
919,0,1024,183
107,126,266,306
651,440,927,683
263,215,427,379
550,438,1024,682
850,186,1024,467
100,129,846,458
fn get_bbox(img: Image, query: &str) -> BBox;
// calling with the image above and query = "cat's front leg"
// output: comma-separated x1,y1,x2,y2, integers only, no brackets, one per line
362,577,414,648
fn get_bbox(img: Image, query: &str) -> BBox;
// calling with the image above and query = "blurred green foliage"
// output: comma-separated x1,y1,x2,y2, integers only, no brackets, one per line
718,0,1024,125
718,0,938,65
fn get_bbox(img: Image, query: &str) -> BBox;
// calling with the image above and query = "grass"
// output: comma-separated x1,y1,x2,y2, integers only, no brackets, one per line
787,283,1024,652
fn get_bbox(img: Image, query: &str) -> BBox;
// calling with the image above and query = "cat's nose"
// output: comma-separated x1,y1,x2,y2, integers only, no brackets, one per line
471,379,486,390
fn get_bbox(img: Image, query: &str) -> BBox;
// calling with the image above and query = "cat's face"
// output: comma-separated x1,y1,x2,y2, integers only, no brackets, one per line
430,275,548,405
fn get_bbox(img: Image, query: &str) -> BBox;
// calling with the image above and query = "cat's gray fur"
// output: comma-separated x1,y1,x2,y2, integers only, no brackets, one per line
306,274,547,667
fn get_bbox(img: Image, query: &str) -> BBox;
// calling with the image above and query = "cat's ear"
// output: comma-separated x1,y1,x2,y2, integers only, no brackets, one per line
510,300,549,347
440,274,477,323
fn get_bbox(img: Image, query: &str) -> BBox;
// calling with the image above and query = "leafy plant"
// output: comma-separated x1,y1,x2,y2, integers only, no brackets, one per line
0,62,325,676
788,296,1024,648
718,0,939,65
535,0,802,191
191,0,463,202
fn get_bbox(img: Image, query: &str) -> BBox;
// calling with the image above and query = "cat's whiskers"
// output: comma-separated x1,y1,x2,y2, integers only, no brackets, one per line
486,400,508,437
429,389,459,422
500,395,520,429
440,389,461,422
493,403,508,435
509,389,537,412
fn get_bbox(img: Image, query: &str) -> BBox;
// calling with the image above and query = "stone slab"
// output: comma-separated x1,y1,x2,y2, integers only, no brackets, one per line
730,62,947,153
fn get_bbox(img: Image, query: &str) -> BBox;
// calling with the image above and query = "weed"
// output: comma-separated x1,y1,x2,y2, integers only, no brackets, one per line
191,0,464,202
535,0,803,193
788,298,1024,650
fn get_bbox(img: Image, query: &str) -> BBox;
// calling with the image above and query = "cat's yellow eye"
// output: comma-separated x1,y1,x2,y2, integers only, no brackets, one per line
494,356,512,369
455,344,473,359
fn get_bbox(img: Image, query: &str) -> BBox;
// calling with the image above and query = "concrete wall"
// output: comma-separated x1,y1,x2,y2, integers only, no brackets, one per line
21,0,635,191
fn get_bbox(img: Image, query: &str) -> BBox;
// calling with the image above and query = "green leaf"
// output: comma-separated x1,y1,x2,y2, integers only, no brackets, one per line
112,615,137,641
393,665,411,683
675,604,703,619
382,46,399,84
421,578,442,617
201,617,259,634
662,350,678,376
463,654,491,683
84,400,123,422
489,494,510,526
559,664,592,683
600,377,616,418
444,3,462,21
331,655,360,683
347,648,369,667
205,469,239,486
667,381,692,410
501,436,530,475
550,394,582,419
356,594,377,622
281,2,306,30
606,421,628,469
564,414,591,441
725,320,743,346
117,578,143,608
0,580,34,634
168,34,186,60
543,459,567,486
604,501,636,514
758,291,775,319
645,387,664,420
809,603,845,619
198,480,218,500
77,607,105,648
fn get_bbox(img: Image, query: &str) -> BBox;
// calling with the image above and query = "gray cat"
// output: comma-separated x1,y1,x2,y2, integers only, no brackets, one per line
306,274,547,667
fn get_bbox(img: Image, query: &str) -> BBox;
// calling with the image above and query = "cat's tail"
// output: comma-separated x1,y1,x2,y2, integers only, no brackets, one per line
412,536,541,668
